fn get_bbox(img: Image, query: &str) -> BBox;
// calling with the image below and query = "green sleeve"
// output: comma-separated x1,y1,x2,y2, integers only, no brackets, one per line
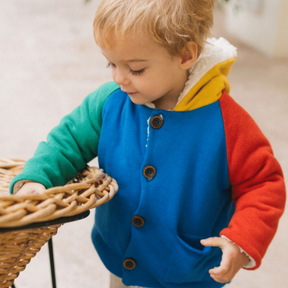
10,82,120,194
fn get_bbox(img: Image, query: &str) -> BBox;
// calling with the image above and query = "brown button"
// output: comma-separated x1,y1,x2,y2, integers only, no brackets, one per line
150,116,163,129
143,165,156,179
132,216,145,227
123,258,136,270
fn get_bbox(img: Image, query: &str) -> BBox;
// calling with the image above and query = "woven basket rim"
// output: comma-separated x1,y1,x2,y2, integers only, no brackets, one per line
0,158,118,228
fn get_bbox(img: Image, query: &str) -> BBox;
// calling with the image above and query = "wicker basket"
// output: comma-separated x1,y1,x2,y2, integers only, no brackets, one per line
0,158,118,288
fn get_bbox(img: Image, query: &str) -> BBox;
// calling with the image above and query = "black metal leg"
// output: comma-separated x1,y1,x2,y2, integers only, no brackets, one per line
11,284,16,288
48,238,57,288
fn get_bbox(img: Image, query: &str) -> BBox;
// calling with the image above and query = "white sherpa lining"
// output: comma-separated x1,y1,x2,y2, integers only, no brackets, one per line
145,37,237,110
175,37,237,108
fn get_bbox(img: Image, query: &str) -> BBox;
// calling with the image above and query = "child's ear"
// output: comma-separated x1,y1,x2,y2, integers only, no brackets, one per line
179,42,198,70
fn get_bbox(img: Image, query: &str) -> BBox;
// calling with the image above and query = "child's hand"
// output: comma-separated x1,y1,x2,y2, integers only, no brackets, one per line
16,182,46,196
200,237,249,283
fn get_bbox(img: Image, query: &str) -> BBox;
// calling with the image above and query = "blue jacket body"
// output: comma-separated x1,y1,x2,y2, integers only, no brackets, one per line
93,89,234,288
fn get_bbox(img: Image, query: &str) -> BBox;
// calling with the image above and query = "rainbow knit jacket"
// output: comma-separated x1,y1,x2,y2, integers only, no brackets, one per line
10,38,286,288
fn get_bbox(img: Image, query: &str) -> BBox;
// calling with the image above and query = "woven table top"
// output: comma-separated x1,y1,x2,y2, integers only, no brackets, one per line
0,158,118,287
0,158,118,227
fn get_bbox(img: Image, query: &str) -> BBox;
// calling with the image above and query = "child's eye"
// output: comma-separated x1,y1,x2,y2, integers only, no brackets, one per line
106,62,144,76
106,62,116,68
130,69,145,76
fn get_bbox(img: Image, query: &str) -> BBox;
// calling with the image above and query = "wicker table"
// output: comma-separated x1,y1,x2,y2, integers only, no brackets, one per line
0,158,118,288
0,210,90,288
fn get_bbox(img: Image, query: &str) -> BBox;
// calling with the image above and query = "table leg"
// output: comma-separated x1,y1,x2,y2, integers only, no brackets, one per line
48,238,57,288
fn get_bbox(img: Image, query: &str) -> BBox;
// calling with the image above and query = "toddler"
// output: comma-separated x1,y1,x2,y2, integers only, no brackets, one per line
11,0,286,287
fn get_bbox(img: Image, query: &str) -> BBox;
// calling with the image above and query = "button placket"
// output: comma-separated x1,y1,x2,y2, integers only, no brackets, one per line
125,114,161,274
146,114,163,148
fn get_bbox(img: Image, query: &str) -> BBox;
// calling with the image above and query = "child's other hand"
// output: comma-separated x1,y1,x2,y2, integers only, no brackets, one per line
16,182,46,196
200,237,249,283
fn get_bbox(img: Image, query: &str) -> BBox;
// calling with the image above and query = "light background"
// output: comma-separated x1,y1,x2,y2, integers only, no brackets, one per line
1,1,287,287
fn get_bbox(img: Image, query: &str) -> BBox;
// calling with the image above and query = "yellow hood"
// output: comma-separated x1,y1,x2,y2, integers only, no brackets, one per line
174,38,237,112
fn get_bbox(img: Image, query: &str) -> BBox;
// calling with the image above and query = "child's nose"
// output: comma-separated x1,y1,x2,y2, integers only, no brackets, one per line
114,69,130,86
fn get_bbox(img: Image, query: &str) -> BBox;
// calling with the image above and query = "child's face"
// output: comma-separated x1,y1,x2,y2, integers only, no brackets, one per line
100,33,189,110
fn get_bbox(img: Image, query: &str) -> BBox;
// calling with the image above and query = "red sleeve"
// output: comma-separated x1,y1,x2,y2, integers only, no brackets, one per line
219,91,286,270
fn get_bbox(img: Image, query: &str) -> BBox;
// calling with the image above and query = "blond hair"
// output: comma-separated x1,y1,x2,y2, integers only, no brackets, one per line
93,0,214,56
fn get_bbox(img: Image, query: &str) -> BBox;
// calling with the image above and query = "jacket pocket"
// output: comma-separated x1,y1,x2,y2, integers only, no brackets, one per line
164,234,221,284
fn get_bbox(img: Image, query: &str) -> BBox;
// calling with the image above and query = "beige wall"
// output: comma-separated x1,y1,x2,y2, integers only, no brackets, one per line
225,0,288,58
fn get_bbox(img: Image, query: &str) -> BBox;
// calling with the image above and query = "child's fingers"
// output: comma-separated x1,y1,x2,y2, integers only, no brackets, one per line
16,182,46,195
209,268,234,284
209,246,231,272
210,273,231,284
200,237,226,248
209,263,233,283
209,256,231,276
201,237,237,283
210,256,230,274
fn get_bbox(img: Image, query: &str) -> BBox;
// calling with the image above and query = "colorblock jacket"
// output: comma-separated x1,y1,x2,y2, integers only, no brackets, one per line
10,38,286,288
